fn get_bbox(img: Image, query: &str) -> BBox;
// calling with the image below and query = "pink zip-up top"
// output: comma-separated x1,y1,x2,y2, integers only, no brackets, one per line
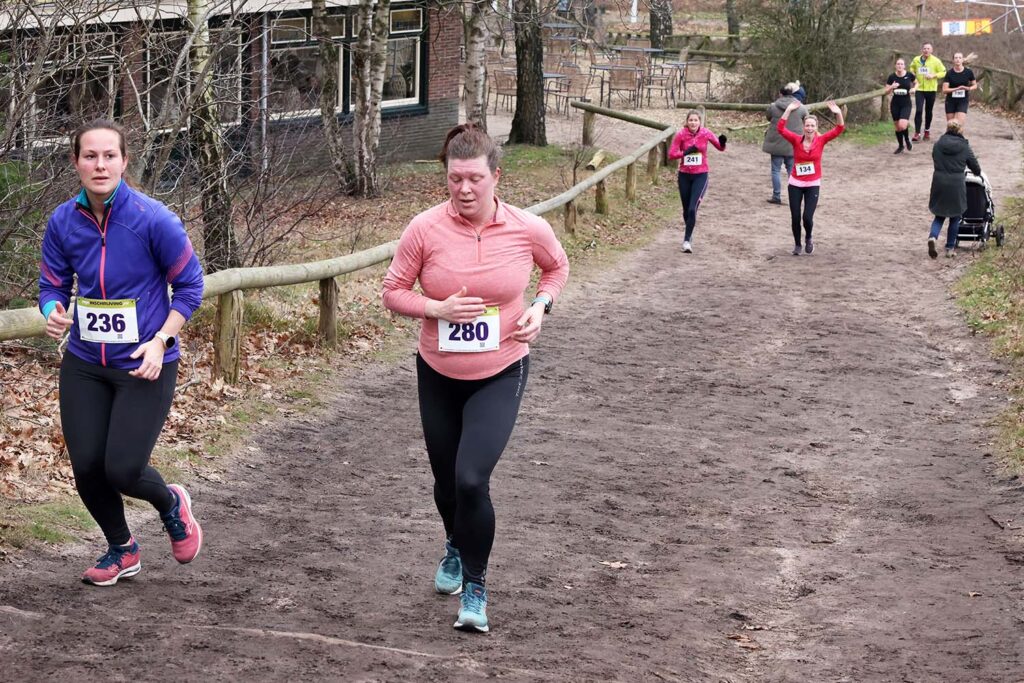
667,126,725,174
777,117,845,187
382,199,570,380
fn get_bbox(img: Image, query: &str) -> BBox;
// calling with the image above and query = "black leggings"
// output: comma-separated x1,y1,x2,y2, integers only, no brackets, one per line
416,353,529,585
915,91,936,133
677,171,709,242
60,351,177,546
787,184,820,245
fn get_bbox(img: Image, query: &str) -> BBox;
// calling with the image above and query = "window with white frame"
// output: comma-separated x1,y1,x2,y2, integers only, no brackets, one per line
268,46,342,118
381,37,420,106
211,28,243,124
33,64,116,138
145,32,190,128
271,17,307,45
390,8,422,33
28,31,117,139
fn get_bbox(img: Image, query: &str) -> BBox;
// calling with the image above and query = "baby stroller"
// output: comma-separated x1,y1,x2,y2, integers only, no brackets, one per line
957,169,1005,248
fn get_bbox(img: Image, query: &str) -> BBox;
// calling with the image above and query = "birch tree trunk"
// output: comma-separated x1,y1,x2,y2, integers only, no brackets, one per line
313,0,354,190
462,0,490,130
189,0,237,271
649,0,673,51
351,0,390,198
507,0,546,146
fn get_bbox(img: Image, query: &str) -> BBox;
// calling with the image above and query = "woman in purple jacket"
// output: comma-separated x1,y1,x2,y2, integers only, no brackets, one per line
667,110,726,254
39,119,205,586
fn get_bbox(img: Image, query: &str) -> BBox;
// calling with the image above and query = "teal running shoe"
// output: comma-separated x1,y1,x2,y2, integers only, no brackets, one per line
434,541,462,595
454,581,489,633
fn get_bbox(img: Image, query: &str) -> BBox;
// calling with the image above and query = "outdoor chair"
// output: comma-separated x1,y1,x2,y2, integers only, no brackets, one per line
491,69,517,113
606,66,640,108
549,71,594,115
678,59,712,101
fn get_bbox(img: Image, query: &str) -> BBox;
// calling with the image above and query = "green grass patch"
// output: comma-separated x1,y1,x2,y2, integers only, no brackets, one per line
0,498,96,548
840,120,901,147
955,197,1024,471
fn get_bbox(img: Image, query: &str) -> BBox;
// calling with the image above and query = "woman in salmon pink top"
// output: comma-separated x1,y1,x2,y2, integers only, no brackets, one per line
667,110,726,254
777,99,845,255
382,123,569,634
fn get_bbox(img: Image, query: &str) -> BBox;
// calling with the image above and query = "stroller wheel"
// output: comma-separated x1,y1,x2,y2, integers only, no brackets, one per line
995,225,1005,247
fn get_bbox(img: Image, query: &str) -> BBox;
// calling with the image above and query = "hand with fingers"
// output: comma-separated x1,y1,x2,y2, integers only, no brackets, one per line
426,286,486,323
45,302,74,340
129,339,167,381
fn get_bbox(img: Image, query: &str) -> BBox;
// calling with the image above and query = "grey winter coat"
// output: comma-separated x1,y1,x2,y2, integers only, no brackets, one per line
762,96,807,156
929,132,981,217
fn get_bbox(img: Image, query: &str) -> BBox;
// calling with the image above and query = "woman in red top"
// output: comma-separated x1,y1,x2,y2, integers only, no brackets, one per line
777,99,845,255
382,123,569,633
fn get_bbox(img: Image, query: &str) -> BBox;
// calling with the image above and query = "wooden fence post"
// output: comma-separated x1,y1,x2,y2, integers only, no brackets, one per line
646,147,660,184
595,179,608,214
625,161,637,200
879,92,888,121
318,276,339,347
214,289,243,384
583,111,595,147
564,199,577,234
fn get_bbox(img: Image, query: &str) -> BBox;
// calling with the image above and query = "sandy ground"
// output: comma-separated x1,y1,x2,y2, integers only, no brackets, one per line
1,106,1022,682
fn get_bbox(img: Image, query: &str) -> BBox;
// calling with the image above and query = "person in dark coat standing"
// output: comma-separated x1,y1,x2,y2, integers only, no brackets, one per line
928,120,981,258
763,82,808,205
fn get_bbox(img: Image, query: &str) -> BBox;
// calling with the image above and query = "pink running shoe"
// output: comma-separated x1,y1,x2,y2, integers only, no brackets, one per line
163,484,203,563
82,539,141,586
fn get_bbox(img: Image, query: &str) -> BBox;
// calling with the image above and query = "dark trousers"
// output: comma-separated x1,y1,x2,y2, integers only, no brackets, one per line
416,354,528,585
60,351,177,546
787,184,820,245
677,171,709,242
914,91,936,133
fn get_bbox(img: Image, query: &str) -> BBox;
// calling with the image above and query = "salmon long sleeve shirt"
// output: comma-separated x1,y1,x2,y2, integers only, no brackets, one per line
777,117,845,187
382,199,570,380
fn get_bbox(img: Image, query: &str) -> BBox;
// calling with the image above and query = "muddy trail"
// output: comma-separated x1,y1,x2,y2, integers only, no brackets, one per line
3,110,1023,682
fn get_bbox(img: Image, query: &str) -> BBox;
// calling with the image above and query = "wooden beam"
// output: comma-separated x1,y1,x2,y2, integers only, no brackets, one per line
213,289,244,384
318,277,339,348
625,162,637,200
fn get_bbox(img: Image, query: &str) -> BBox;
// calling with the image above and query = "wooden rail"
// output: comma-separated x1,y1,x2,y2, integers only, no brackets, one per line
1,104,676,383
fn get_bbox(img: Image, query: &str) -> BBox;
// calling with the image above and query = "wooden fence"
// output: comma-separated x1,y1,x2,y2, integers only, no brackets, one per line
0,105,675,382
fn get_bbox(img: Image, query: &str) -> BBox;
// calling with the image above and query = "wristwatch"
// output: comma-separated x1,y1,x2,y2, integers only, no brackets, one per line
531,295,553,314
154,331,176,349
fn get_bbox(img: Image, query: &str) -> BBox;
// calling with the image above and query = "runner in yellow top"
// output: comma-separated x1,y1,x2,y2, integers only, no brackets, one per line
908,42,946,141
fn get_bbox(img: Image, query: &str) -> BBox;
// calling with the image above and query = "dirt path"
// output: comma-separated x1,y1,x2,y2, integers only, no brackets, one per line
2,110,1023,682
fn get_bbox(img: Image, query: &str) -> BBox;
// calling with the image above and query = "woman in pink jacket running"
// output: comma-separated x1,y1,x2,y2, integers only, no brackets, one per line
382,123,569,634
667,110,726,253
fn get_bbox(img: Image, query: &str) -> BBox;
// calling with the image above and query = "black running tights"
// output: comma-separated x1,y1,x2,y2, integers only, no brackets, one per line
915,91,936,133
416,353,529,585
787,184,820,246
60,351,177,546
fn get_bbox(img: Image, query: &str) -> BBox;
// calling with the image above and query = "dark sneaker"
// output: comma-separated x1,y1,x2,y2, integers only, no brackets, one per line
911,132,922,142
792,244,802,256
162,484,203,564
923,130,931,140
894,147,904,154
906,138,913,151
928,237,938,259
805,238,814,254
454,581,489,633
767,197,782,205
82,539,141,586
434,541,463,595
